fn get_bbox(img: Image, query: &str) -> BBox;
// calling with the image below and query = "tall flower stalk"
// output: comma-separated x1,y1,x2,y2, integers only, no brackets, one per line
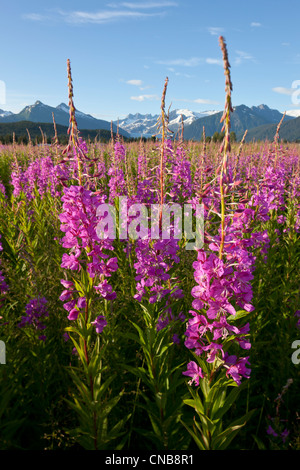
159,77,169,231
218,36,233,260
181,36,255,450
61,59,88,186
59,185,128,449
123,78,188,450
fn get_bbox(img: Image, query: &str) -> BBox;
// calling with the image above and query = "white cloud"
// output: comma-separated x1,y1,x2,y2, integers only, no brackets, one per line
206,58,222,65
207,27,224,36
130,94,159,101
121,1,178,8
24,8,164,24
272,87,293,96
174,72,194,78
250,22,262,27
62,10,162,23
234,50,254,65
126,79,143,86
194,98,220,105
22,13,47,21
23,2,177,25
174,98,220,105
156,57,202,67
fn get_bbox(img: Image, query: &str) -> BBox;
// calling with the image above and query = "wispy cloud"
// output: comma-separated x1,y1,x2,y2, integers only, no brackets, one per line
272,87,293,96
130,94,159,101
121,1,178,8
206,58,222,66
174,98,220,105
157,56,223,69
125,79,152,91
250,22,262,27
22,13,48,21
194,98,220,105
156,57,202,67
207,27,224,36
23,7,166,24
59,10,163,24
23,1,177,25
166,68,194,78
234,50,255,65
126,79,143,86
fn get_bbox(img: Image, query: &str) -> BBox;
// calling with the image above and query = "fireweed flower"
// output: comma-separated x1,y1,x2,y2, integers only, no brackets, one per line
11,161,28,198
0,181,6,198
182,164,275,386
172,146,192,202
182,361,205,386
223,354,251,386
267,425,278,437
183,178,257,386
91,315,107,334
133,235,182,304
18,296,49,341
10,156,65,200
133,139,184,306
59,185,118,319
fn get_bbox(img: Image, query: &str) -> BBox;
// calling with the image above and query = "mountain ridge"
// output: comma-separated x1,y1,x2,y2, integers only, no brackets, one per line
183,104,294,141
0,101,130,138
0,101,298,141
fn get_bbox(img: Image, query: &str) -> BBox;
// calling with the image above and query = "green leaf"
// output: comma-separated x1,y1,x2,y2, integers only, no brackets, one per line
213,380,248,421
252,434,267,450
180,419,206,450
212,409,256,450
227,309,251,322
199,377,210,400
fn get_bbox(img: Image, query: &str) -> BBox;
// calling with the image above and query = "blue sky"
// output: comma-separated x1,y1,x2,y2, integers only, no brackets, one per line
1,0,300,120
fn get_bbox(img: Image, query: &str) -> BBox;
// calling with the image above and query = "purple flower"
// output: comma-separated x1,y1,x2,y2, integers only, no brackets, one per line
281,429,289,443
267,425,278,437
183,361,205,386
59,185,119,320
223,354,251,386
92,315,107,334
18,296,49,340
68,309,79,321
94,280,116,300
77,297,87,309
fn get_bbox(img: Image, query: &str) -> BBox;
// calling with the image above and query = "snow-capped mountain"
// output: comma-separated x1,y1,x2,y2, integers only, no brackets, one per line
115,108,219,138
286,109,300,118
56,102,95,120
0,101,130,137
183,104,294,141
0,109,13,118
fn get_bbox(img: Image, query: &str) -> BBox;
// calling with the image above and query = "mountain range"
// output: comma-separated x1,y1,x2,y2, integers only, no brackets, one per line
114,109,219,138
183,104,295,141
0,101,130,138
1,101,300,142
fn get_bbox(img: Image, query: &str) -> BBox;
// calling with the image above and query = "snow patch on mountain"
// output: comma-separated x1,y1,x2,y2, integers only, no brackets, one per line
286,109,300,118
115,108,219,137
0,110,13,118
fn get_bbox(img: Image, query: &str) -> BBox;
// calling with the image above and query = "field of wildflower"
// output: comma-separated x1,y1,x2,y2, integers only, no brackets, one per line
0,38,299,451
